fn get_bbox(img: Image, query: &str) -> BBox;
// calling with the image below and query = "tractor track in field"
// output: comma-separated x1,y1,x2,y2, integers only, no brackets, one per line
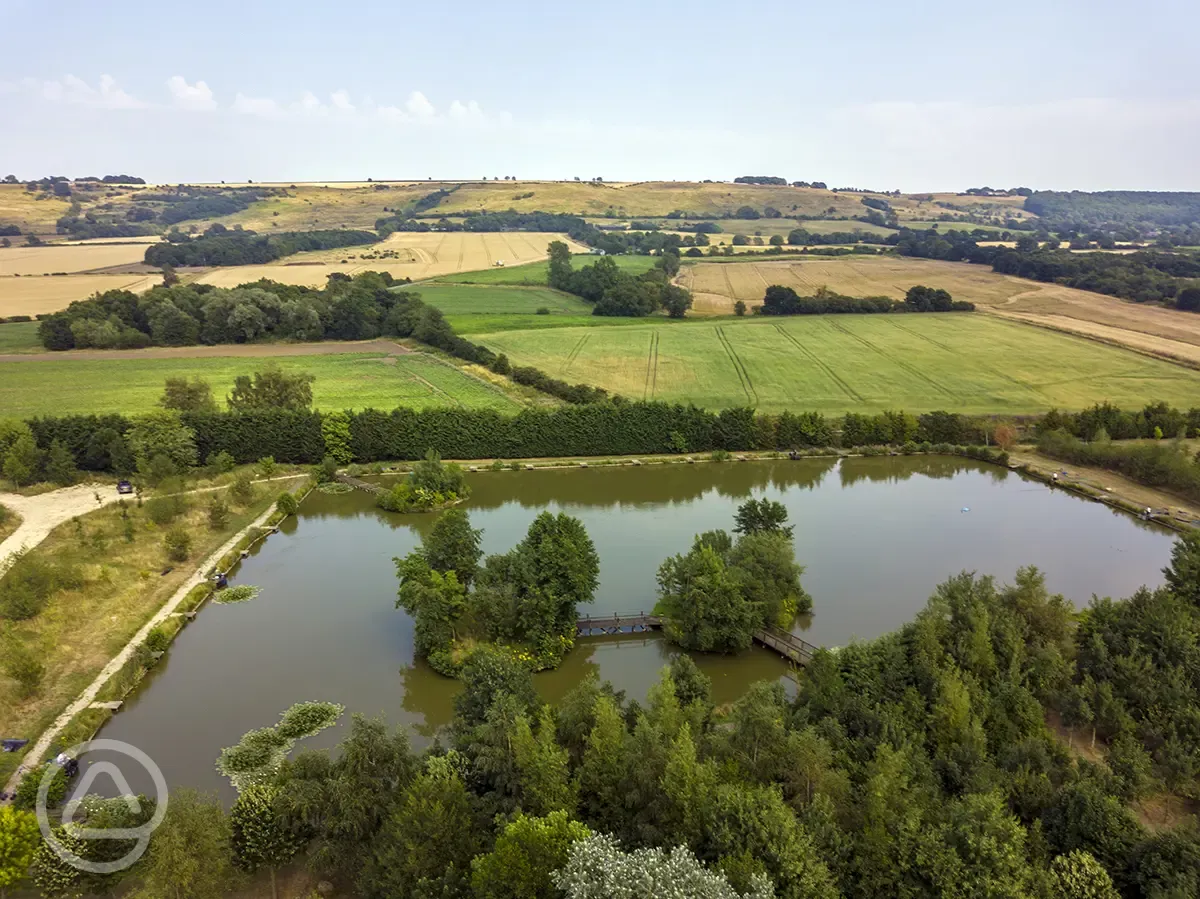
882,318,1040,394
643,330,660,400
715,326,758,405
563,333,590,374
825,320,958,400
773,324,864,402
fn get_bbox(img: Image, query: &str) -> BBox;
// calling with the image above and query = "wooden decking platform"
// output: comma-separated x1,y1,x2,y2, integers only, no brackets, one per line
574,613,820,665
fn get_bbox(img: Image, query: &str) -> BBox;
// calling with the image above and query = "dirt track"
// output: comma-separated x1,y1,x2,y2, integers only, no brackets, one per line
0,339,411,364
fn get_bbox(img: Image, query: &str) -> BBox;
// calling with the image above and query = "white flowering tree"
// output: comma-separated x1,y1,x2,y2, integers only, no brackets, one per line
553,833,775,899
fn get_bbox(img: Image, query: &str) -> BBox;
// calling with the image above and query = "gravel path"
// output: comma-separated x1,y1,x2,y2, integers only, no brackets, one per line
0,484,123,574
1,498,284,799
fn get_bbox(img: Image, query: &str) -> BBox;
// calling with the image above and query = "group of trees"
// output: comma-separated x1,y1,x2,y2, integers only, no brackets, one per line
144,224,376,267
758,284,974,316
1024,190,1200,233
396,508,599,671
52,186,276,240
733,176,789,185
547,242,693,317
377,450,471,512
1037,429,1200,503
14,542,1199,898
891,227,1200,308
657,499,811,652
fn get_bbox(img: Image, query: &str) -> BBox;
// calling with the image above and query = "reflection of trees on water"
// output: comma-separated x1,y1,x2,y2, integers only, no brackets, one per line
837,455,1009,488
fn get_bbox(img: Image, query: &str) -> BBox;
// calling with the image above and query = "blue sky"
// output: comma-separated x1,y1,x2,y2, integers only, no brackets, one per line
1,0,1196,190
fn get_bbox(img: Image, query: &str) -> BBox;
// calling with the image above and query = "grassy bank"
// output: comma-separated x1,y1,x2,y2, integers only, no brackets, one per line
0,472,307,782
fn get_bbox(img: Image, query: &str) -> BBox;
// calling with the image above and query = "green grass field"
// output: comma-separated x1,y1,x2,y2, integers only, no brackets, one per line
474,314,1200,415
901,221,1013,234
0,352,521,418
410,284,591,315
0,321,40,353
437,254,657,286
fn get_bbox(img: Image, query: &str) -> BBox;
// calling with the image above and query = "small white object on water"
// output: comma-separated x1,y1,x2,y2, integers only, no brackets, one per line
961,507,970,513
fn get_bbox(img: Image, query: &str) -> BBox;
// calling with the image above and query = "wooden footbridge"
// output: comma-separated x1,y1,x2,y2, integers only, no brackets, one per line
336,473,386,496
575,613,820,666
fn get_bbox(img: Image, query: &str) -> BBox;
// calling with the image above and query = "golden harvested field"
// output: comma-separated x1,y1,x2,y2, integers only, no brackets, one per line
196,231,587,288
0,274,160,316
203,181,1034,227
677,256,1200,364
0,243,150,275
208,184,434,231
0,184,73,232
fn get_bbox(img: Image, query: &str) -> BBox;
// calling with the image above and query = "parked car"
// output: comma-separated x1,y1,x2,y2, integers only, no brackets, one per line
117,480,134,494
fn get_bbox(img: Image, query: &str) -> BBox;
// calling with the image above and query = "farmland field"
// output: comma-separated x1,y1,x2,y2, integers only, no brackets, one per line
0,273,161,317
195,231,589,288
0,321,39,353
0,242,151,275
409,284,590,315
475,314,1200,415
0,350,520,418
0,184,73,232
437,253,657,285
676,256,1200,363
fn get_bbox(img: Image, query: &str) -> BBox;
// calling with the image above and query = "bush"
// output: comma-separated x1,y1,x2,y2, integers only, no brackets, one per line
231,474,255,504
535,307,551,315
12,763,67,811
207,495,230,530
163,526,192,562
206,450,236,473
0,554,65,620
733,300,747,316
144,626,171,653
313,456,338,483
145,492,187,525
3,640,46,697
276,492,298,516
256,456,277,478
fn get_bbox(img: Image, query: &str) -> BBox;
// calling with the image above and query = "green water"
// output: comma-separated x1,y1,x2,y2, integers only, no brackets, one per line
93,456,1176,798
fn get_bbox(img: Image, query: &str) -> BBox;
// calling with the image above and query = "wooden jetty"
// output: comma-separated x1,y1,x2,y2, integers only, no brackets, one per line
575,612,819,666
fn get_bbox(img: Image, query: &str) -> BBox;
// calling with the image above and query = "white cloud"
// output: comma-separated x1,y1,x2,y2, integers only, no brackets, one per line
167,75,216,111
233,92,282,118
330,90,354,113
35,74,144,109
405,90,435,120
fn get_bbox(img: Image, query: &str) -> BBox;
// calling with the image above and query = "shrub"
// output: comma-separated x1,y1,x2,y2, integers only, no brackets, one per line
144,626,171,653
231,474,255,505
207,495,230,530
312,456,338,484
163,526,191,562
0,554,63,620
12,763,66,811
734,300,747,316
144,494,185,525
206,450,236,473
256,456,277,478
276,492,298,516
535,307,551,315
3,640,46,697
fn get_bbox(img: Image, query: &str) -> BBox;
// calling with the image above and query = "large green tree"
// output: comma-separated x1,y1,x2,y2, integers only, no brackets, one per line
227,364,315,412
0,806,39,899
472,811,590,899
657,543,760,652
230,784,300,899
129,790,232,899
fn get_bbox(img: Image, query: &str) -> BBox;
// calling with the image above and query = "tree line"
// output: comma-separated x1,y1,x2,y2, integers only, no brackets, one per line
36,270,607,404
8,538,1198,898
891,228,1200,308
547,241,693,317
144,224,376,267
1024,190,1200,233
758,285,974,316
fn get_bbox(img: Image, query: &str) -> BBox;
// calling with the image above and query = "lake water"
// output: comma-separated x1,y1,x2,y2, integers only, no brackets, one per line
90,457,1176,799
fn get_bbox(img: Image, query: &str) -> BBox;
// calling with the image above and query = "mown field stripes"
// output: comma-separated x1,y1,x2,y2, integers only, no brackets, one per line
825,319,957,400
716,326,758,404
644,330,660,400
